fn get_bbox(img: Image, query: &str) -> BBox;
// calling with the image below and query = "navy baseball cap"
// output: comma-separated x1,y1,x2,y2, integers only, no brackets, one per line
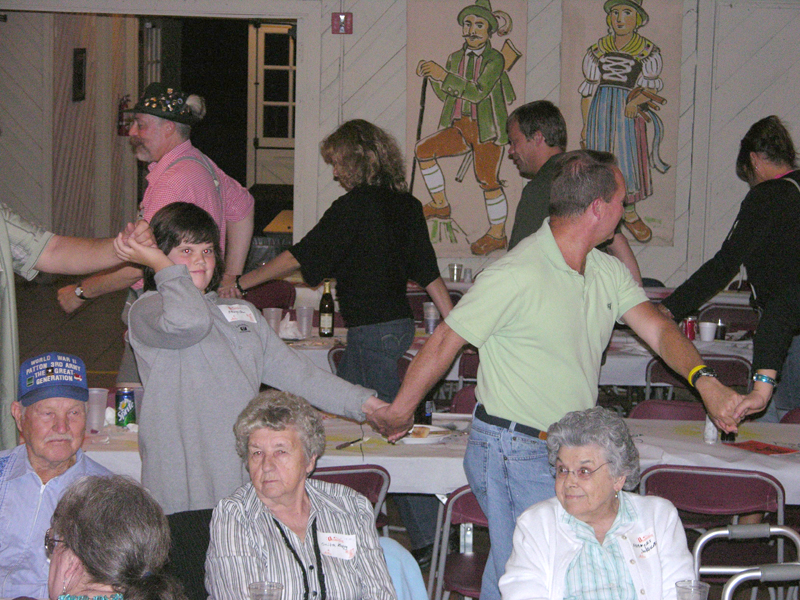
18,352,89,407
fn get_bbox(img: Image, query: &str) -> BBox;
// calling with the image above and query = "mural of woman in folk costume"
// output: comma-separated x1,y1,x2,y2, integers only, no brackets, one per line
579,0,669,243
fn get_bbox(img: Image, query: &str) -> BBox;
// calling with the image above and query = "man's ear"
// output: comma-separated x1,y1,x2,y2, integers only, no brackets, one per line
11,401,24,433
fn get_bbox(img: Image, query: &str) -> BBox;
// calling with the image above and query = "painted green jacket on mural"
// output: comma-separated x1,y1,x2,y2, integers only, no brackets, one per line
432,40,515,145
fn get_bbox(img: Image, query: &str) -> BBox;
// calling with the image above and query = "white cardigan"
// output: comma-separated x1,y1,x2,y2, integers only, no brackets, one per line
499,492,693,600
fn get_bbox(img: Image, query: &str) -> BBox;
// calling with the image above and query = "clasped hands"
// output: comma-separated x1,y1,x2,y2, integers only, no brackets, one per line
361,397,414,442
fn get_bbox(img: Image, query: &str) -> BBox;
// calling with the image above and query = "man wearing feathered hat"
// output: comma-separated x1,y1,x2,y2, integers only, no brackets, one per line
57,83,255,381
415,0,516,255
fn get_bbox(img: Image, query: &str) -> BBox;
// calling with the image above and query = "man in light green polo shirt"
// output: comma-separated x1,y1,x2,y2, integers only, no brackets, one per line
1,204,151,449
368,150,745,600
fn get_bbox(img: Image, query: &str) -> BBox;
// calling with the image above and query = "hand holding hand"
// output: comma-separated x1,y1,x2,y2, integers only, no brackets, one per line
125,220,156,247
697,377,744,433
366,404,414,442
114,234,171,272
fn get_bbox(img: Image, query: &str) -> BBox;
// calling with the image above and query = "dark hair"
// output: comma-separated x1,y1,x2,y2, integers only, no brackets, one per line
51,476,187,600
736,116,797,184
507,100,567,150
550,150,618,217
142,202,225,292
547,407,641,490
320,119,408,192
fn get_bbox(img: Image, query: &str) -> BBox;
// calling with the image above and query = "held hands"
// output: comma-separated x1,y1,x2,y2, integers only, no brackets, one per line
218,274,243,299
114,231,171,272
362,397,414,442
123,220,157,248
696,377,744,433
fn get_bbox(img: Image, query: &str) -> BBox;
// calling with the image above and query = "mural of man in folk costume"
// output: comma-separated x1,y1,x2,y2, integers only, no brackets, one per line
414,0,518,256
579,0,669,243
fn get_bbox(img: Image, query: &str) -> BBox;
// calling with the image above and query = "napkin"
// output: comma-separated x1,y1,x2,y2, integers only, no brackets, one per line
279,313,303,339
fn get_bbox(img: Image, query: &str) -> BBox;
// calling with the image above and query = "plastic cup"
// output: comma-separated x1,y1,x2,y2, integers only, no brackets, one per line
296,306,314,339
448,263,464,282
675,580,710,600
86,388,108,433
248,582,283,600
698,321,717,342
463,268,473,283
263,308,283,333
423,301,440,334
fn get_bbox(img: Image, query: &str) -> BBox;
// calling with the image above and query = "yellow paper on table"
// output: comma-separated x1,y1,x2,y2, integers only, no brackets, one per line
264,210,293,233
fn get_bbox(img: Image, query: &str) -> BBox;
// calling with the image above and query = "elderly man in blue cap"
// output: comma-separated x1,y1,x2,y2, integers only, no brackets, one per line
0,352,110,599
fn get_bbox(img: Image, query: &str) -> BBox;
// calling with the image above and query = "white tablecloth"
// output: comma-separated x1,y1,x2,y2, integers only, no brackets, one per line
84,416,800,504
627,418,800,504
599,330,753,387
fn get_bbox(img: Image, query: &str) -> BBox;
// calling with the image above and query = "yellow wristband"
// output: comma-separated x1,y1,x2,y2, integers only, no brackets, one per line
688,365,707,388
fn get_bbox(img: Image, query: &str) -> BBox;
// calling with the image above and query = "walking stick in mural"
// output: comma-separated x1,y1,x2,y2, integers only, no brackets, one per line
413,0,518,256
578,0,669,244
410,77,429,192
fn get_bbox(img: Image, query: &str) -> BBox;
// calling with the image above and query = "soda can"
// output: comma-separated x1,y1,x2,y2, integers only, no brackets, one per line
115,387,137,427
686,316,697,340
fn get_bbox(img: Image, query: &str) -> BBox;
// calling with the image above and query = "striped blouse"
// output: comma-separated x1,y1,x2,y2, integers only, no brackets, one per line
205,479,396,600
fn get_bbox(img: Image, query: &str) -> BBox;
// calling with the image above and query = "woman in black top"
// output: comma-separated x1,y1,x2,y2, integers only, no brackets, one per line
239,119,452,401
660,116,800,420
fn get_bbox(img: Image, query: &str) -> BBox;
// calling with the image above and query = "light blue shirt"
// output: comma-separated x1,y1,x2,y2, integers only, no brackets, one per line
563,491,637,600
0,444,111,598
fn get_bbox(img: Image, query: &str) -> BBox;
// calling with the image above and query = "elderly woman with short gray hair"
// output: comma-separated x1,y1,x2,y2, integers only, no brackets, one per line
499,407,693,600
205,390,396,600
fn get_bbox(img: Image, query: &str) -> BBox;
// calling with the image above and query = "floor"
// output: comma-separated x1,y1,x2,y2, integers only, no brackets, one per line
14,276,784,600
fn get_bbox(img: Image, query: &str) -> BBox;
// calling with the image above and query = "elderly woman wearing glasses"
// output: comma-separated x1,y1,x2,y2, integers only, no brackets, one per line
499,407,693,600
204,390,395,600
45,475,185,600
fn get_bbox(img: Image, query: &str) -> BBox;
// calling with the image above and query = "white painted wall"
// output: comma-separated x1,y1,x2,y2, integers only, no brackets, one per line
2,0,799,285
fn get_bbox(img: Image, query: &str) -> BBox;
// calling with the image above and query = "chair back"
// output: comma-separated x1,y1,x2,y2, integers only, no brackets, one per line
645,354,752,400
780,407,800,424
407,287,462,326
397,352,414,381
246,280,296,310
639,465,785,524
429,485,489,600
310,464,390,521
328,346,346,375
697,304,760,333
457,352,479,389
450,385,477,415
628,398,707,421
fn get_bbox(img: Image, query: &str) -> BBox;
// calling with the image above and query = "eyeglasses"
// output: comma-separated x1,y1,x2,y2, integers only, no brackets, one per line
44,528,65,558
554,462,610,480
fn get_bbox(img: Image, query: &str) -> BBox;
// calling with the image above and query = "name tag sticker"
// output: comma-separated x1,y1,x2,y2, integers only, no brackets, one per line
317,532,357,560
633,528,657,558
218,304,257,323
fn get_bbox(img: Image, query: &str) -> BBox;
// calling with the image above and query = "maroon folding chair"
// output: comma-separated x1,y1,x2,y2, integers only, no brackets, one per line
310,464,390,524
779,407,800,424
628,398,707,421
645,354,752,400
640,465,790,594
450,385,477,415
698,304,760,334
429,485,489,600
457,351,479,390
245,280,296,310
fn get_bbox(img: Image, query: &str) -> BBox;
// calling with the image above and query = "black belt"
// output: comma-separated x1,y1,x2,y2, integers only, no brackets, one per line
474,404,547,440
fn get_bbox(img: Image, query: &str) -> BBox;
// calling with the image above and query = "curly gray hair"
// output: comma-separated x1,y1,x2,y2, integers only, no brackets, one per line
546,407,640,490
234,390,326,467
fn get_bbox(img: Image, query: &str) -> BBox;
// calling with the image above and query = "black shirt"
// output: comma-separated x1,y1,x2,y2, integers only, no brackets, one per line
662,171,800,320
290,185,440,327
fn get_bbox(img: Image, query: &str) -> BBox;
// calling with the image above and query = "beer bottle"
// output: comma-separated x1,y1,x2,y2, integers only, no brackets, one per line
319,280,335,337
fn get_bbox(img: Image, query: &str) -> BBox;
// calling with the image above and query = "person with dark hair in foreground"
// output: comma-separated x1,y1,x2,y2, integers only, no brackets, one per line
45,475,187,600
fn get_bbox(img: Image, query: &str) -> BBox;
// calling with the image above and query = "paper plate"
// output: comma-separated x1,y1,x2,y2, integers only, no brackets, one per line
399,425,450,444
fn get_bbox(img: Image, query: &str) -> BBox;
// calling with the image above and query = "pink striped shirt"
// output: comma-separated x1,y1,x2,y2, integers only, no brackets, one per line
133,140,254,289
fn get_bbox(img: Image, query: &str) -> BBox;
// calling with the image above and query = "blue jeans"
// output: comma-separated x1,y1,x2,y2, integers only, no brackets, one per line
463,411,556,600
337,318,415,402
760,333,800,422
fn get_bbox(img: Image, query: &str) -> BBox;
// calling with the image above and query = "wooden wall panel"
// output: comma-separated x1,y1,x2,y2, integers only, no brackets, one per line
0,11,51,226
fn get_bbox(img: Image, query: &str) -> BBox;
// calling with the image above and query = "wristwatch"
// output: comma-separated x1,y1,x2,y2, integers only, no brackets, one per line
690,365,718,387
74,285,88,301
